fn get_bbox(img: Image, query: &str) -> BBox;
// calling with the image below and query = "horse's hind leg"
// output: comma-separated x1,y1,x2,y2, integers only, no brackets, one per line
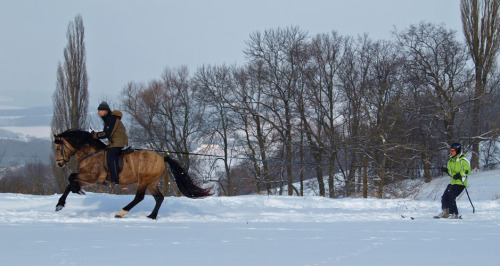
114,186,146,218
147,188,164,220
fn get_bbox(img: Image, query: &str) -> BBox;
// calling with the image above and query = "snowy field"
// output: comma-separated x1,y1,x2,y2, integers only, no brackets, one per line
0,170,499,266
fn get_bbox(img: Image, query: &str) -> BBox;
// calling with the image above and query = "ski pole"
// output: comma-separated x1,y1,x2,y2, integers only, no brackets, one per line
459,174,475,213
463,185,475,213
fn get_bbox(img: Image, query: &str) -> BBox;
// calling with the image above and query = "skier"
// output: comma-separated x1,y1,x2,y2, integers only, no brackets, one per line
435,142,471,219
92,101,128,185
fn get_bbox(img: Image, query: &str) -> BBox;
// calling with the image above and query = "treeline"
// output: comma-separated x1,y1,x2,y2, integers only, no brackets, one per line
3,1,499,198
120,22,500,198
0,162,56,195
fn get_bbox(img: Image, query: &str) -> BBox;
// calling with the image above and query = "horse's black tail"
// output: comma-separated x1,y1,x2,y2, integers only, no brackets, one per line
164,155,213,198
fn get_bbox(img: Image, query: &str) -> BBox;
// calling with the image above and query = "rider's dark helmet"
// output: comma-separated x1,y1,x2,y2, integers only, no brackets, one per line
450,142,462,154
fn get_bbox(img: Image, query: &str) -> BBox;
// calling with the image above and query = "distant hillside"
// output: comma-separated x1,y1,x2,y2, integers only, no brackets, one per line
0,106,52,126
0,137,51,167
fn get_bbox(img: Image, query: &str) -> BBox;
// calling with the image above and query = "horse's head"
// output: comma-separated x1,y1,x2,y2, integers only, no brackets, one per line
54,135,75,167
53,129,106,167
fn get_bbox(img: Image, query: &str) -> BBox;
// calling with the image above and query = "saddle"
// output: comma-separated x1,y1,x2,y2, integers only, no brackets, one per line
103,147,135,178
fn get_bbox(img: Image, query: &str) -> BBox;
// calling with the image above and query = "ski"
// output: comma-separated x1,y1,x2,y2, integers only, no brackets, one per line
401,215,415,220
433,215,462,219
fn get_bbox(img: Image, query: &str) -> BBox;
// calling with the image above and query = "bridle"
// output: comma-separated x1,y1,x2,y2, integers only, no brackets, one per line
56,140,76,165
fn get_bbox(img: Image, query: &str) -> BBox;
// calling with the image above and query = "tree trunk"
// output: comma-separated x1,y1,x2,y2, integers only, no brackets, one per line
363,155,368,198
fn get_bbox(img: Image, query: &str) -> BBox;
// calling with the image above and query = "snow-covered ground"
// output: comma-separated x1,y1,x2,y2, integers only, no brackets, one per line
0,170,499,266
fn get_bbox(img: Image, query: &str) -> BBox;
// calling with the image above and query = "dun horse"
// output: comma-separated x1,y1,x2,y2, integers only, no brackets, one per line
53,129,212,219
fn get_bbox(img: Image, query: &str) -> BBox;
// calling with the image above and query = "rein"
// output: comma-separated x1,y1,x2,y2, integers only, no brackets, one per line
77,150,102,165
57,139,101,166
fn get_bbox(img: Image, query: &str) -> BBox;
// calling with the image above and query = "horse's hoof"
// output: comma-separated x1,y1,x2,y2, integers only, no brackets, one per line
77,189,86,195
147,214,157,220
114,209,128,218
55,205,64,212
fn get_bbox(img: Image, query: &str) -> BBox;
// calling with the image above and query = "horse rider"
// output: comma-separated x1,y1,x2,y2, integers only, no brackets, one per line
92,101,128,185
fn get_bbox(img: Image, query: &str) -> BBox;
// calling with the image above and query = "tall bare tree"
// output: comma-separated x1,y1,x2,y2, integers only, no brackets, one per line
395,22,472,182
244,26,309,195
362,40,406,198
121,66,206,195
303,31,345,198
194,64,239,196
461,0,500,169
337,35,373,197
51,14,89,192
232,62,276,195
396,22,472,144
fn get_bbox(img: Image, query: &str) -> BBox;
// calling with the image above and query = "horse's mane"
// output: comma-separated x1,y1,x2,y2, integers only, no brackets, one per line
55,129,107,150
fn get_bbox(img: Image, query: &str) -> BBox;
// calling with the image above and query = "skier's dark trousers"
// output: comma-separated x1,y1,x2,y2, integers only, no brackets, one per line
441,184,465,215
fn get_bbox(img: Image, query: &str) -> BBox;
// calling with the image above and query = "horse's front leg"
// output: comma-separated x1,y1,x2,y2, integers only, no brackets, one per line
55,173,86,211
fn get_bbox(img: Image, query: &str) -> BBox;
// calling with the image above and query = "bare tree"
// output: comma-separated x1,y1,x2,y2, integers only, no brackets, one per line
362,40,406,198
121,66,206,195
336,35,373,197
51,14,89,192
52,14,89,131
461,0,500,169
194,64,239,196
232,62,277,195
244,26,309,195
395,22,473,182
396,22,472,143
302,31,345,197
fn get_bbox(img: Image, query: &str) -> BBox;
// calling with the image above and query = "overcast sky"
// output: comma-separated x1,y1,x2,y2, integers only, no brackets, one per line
0,0,462,109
